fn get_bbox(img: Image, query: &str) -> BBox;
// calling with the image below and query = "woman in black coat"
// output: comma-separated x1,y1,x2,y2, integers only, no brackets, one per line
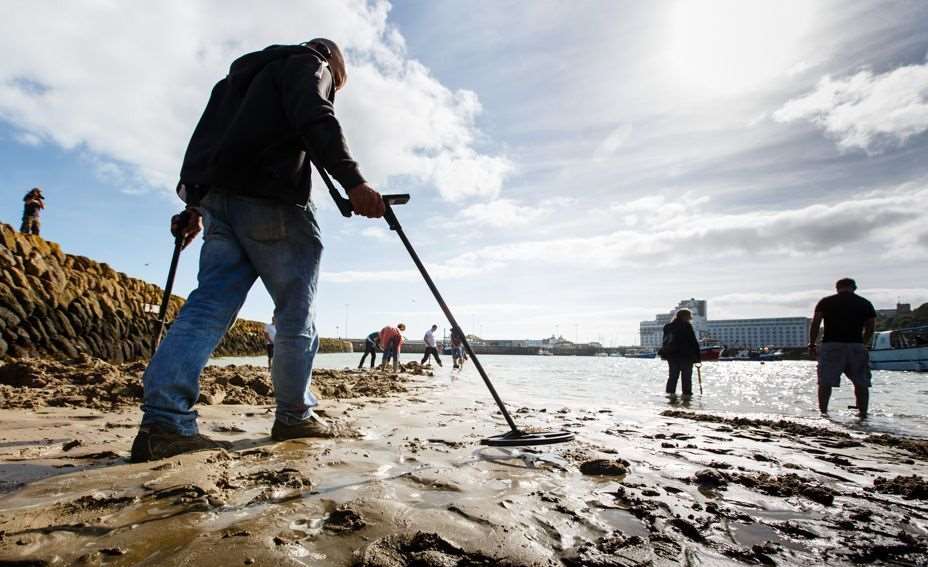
659,308,701,397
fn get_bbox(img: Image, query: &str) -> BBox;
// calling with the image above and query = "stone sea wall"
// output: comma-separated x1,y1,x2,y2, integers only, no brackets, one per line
0,223,266,361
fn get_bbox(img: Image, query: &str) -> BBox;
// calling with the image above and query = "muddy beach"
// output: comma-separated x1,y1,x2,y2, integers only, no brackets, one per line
1,360,927,566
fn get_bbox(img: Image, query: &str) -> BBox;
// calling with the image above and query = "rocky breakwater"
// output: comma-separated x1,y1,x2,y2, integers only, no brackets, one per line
0,224,265,362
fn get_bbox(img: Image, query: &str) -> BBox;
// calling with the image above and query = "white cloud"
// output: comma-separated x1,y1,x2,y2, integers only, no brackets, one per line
322,254,504,283
0,1,510,200
593,125,632,160
447,181,928,270
453,197,567,228
774,55,928,153
321,181,928,283
714,288,928,315
360,226,390,240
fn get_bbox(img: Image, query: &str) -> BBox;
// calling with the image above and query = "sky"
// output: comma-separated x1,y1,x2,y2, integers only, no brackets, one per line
1,1,927,345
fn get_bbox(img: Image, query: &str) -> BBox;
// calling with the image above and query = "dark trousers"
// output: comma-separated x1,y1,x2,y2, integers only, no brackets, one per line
666,359,694,396
20,216,40,235
358,341,377,368
421,346,442,366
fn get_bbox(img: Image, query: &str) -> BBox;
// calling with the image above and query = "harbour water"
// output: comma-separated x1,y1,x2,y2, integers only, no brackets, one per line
211,353,928,438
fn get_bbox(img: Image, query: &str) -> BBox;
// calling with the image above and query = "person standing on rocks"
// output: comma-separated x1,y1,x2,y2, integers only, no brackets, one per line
131,38,385,462
659,308,701,397
264,317,277,369
358,330,381,369
20,188,45,236
420,324,443,367
809,277,876,419
379,323,405,372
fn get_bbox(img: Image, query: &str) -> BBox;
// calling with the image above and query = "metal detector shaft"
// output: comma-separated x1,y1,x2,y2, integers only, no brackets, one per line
383,204,520,433
153,236,183,350
307,156,521,434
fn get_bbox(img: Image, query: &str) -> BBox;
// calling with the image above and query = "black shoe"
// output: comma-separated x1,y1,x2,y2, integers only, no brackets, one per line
271,415,333,441
130,424,232,463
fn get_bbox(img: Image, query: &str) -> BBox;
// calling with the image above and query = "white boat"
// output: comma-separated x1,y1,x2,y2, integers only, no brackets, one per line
869,326,928,372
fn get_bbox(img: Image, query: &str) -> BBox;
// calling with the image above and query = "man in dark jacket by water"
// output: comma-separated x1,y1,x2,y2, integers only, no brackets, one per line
131,39,385,463
660,308,701,397
809,278,876,418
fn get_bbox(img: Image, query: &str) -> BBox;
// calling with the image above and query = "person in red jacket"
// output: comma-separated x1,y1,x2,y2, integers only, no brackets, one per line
379,323,406,371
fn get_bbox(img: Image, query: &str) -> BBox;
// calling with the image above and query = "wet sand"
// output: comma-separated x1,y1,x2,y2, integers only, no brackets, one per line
1,361,927,566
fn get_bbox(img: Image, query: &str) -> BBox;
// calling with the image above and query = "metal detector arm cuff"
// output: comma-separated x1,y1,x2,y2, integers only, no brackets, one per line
304,152,354,218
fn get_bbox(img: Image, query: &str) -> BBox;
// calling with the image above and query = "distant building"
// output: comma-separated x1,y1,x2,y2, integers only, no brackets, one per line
702,317,809,349
640,299,810,349
640,298,709,348
876,302,912,319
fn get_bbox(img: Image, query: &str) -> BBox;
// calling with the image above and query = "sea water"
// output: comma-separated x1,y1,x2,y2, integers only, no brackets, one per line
210,354,928,438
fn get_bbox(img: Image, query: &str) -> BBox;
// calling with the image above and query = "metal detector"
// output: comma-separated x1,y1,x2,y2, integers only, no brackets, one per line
152,234,183,350
311,159,574,447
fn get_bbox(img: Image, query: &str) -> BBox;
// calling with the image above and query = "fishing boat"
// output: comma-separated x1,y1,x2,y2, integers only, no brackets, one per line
623,350,658,359
718,349,751,361
699,343,724,361
869,326,928,371
718,348,782,361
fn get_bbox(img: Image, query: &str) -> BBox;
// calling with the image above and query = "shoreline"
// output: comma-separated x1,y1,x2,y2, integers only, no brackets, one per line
1,359,927,566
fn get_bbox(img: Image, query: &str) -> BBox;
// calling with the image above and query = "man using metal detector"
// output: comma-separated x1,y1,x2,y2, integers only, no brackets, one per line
131,38,384,463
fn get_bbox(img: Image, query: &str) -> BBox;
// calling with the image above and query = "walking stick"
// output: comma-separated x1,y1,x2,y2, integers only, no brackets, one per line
152,235,184,351
696,362,703,395
309,158,573,447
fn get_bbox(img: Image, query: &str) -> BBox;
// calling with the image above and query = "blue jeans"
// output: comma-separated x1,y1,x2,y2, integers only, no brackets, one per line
141,192,323,436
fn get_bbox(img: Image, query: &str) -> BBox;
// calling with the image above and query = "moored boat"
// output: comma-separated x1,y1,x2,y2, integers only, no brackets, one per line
624,350,658,359
869,326,928,372
699,344,724,361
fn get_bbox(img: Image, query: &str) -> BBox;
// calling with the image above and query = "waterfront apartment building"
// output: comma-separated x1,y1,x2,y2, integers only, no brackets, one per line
639,299,810,349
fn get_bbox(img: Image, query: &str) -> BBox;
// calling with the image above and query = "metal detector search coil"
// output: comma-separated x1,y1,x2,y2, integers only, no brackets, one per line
308,157,574,448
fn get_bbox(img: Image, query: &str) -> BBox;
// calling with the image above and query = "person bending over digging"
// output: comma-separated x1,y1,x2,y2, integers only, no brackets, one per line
420,324,443,367
130,38,385,463
379,323,405,372
809,277,876,418
358,330,381,369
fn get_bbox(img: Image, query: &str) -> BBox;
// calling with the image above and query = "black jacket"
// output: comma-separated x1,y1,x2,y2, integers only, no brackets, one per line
178,44,365,205
661,320,701,362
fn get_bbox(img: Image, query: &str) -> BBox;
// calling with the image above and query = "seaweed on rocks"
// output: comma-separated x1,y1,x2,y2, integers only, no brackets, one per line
873,474,928,500
580,459,629,476
692,470,836,506
323,506,366,533
661,410,849,439
866,434,928,461
0,358,410,409
562,533,655,567
353,531,527,567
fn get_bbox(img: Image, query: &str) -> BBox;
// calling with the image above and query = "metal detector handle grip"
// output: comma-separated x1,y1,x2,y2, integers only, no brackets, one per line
305,154,354,218
382,194,410,231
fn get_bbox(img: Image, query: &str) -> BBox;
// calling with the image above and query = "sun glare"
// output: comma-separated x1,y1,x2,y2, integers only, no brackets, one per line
665,0,817,95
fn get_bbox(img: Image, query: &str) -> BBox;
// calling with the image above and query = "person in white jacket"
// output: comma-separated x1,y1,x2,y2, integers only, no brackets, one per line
420,324,443,367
